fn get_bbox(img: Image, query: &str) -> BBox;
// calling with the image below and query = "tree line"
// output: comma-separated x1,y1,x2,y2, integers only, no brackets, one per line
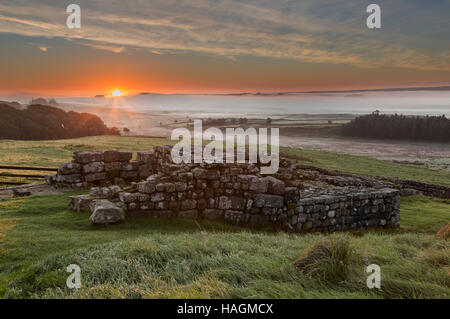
341,112,449,142
0,104,120,140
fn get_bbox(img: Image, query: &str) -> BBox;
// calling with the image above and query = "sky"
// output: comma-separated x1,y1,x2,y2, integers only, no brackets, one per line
0,0,449,95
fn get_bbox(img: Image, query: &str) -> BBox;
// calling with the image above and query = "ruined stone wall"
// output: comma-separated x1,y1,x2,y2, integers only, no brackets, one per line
67,146,400,232
54,149,155,187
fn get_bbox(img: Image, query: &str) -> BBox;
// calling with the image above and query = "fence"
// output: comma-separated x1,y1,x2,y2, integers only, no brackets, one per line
0,165,57,185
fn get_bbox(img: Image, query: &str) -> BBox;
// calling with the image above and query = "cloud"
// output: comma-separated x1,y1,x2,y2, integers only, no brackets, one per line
0,0,448,70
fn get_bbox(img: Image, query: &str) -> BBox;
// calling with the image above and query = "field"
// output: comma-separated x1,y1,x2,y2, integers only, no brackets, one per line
1,136,450,186
0,136,449,298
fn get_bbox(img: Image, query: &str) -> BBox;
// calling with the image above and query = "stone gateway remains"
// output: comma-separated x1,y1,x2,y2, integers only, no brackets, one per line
57,146,400,232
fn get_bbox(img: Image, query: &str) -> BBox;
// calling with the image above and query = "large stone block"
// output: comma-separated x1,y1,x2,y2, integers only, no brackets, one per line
56,174,82,184
84,172,107,182
119,192,138,203
74,151,103,164
82,162,104,174
192,168,207,179
137,150,155,164
230,197,246,210
118,151,133,162
217,196,232,210
254,194,284,208
105,162,121,172
103,150,119,163
121,161,141,171
249,177,269,193
68,194,99,212
265,176,286,195
58,162,81,175
150,192,165,202
284,187,300,204
181,199,197,210
89,199,125,225
137,181,156,194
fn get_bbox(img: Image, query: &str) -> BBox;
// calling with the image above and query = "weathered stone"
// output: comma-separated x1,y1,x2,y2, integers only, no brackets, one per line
224,210,245,222
89,199,125,225
119,192,138,203
58,162,81,175
230,197,246,210
84,172,107,182
192,168,207,179
284,187,300,204
82,162,104,174
103,150,119,163
203,209,223,220
265,176,285,195
68,194,98,212
254,194,284,208
205,169,220,180
56,174,82,183
150,192,165,202
217,196,232,210
174,182,187,192
118,151,133,162
105,162,121,172
121,161,141,171
138,181,156,194
181,199,197,210
74,151,103,164
249,177,269,193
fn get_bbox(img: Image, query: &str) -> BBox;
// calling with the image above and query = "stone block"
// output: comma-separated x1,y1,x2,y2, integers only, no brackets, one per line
89,199,125,225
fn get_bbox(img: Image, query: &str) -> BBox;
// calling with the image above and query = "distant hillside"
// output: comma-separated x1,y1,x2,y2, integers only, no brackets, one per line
0,104,120,140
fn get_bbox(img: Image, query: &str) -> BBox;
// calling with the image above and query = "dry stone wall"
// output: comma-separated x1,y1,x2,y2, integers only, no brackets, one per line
66,146,400,232
54,150,154,187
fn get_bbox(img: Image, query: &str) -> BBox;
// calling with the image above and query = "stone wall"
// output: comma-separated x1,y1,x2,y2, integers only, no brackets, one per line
53,149,155,187
67,146,400,232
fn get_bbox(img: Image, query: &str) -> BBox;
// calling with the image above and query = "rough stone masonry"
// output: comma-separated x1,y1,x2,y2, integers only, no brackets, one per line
60,146,400,232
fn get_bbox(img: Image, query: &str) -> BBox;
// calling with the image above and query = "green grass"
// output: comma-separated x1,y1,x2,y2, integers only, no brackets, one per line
0,136,449,298
281,147,450,186
1,135,449,186
0,193,448,299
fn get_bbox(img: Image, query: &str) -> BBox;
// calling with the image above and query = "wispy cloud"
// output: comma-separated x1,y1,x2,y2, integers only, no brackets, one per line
0,0,448,70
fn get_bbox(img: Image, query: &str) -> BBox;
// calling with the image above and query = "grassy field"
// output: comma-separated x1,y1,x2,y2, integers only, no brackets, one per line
1,136,450,186
0,136,448,298
0,193,448,298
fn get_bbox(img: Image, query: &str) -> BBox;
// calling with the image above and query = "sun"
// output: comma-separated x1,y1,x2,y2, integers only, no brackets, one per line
111,89,123,97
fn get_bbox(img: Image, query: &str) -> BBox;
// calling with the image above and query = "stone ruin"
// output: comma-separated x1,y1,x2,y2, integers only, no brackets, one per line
55,145,401,233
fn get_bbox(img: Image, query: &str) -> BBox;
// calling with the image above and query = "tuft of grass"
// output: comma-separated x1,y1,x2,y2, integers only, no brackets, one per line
292,234,359,284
